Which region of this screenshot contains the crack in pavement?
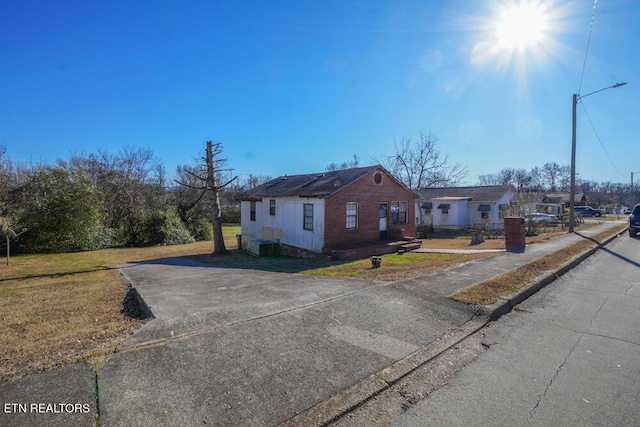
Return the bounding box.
[589,297,609,328]
[581,331,640,347]
[525,296,613,425]
[624,283,640,298]
[117,282,386,354]
[525,334,583,425]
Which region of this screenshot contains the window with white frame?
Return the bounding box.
[303,204,313,230]
[269,199,276,216]
[346,202,358,229]
[250,201,256,221]
[391,201,407,224]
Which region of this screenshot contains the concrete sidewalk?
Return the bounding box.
[0,222,625,427]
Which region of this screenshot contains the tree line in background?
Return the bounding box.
[0,145,269,254]
[2,133,636,254]
[477,163,637,207]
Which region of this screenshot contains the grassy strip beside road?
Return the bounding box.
[450,224,627,305]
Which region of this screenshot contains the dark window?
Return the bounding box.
[438,203,450,215]
[346,202,358,229]
[373,172,383,185]
[481,211,489,219]
[250,201,256,221]
[303,204,313,230]
[391,201,407,224]
[269,199,276,216]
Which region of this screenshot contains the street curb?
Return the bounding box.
[280,226,626,427]
[482,227,625,321]
[279,316,489,427]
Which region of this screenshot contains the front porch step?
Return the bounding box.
[400,241,422,251]
[323,238,423,260]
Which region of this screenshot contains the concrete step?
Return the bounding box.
[400,242,422,251]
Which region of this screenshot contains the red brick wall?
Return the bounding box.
[324,169,416,248]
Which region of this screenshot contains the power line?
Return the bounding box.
[578,0,598,94]
[579,101,626,179]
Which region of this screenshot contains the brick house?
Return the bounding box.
[240,165,417,256]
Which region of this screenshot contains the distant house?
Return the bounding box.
[542,192,587,205]
[538,192,588,214]
[602,204,629,215]
[240,165,417,256]
[415,185,515,230]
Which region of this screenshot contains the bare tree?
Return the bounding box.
[541,162,562,192]
[325,155,360,171]
[175,141,236,256]
[557,164,572,192]
[379,131,467,189]
[0,146,13,213]
[495,168,516,186]
[244,174,272,189]
[513,168,531,192]
[477,173,498,186]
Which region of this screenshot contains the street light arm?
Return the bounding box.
[569,81,627,233]
[577,82,627,101]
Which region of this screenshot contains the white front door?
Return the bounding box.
[379,203,388,240]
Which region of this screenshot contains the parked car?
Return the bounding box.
[526,213,558,223]
[628,204,640,237]
[574,206,602,217]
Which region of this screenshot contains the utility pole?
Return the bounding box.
[569,82,627,232]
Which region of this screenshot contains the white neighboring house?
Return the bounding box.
[416,185,516,230]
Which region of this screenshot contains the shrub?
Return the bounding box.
[187,218,213,241]
[141,206,195,246]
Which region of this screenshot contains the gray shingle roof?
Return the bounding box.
[416,185,514,202]
[242,165,382,198]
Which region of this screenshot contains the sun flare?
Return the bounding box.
[495,2,548,49]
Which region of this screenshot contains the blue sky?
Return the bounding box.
[2,0,639,186]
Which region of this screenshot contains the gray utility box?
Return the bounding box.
[247,239,276,256]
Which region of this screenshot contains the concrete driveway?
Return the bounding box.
[98,258,478,426]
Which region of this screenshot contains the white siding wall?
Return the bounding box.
[457,202,469,225]
[240,197,325,252]
[419,189,515,230]
[432,199,462,229]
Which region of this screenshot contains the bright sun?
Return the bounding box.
[495,2,548,49]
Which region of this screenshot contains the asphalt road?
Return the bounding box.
[393,233,640,427]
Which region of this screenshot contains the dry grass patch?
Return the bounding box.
[297,251,496,282]
[0,226,240,382]
[419,222,600,251]
[193,248,497,282]
[450,225,626,305]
